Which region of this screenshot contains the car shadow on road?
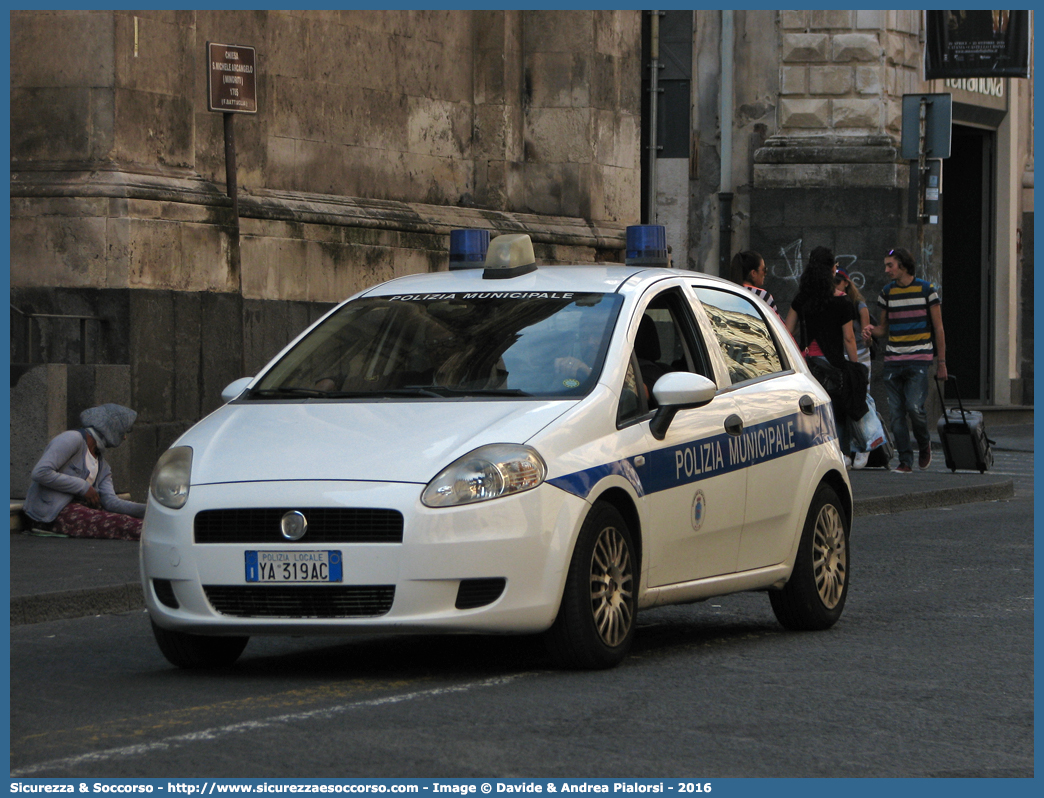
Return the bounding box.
[149,601,787,681]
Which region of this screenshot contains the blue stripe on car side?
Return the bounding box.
[547,457,647,499]
[547,404,836,500]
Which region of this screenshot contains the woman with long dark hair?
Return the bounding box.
[785,246,862,461]
[731,250,778,315]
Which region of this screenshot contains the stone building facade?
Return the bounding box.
[8,9,1033,501]
[650,9,1033,412]
[9,9,642,500]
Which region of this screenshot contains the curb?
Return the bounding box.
[10,583,145,627]
[9,479,1018,627]
[853,478,1015,518]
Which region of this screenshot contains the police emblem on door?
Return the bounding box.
[691,490,706,531]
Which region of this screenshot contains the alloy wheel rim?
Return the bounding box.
[589,526,634,647]
[812,504,847,609]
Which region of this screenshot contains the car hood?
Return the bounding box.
[180,400,575,485]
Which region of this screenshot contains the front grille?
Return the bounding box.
[455,578,507,610]
[203,585,395,618]
[194,508,404,544]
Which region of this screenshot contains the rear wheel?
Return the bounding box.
[150,619,249,669]
[770,483,849,631]
[546,502,637,669]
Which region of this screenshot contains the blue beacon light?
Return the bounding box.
[625,224,669,266]
[449,229,491,270]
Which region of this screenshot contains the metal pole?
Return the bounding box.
[917,96,927,267]
[720,10,734,195]
[718,10,735,277]
[646,10,661,224]
[224,112,241,287]
[718,192,734,277]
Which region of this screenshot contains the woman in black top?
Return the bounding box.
[785,246,860,460]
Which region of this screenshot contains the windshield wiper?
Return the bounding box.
[247,387,328,399]
[430,387,533,398]
[252,385,534,400]
[324,387,446,399]
[323,386,534,399]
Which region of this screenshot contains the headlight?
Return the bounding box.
[422,444,546,508]
[150,446,193,509]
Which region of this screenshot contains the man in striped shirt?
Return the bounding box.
[864,247,948,473]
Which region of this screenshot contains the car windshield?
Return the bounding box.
[249,290,624,399]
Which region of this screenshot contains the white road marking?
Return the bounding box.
[11,673,534,777]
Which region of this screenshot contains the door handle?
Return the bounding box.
[724,414,744,436]
[799,395,816,415]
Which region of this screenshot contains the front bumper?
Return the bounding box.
[141,480,586,636]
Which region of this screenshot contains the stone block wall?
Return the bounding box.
[778,9,922,140]
[12,10,640,223]
[520,10,642,222]
[11,9,641,306]
[10,10,643,497]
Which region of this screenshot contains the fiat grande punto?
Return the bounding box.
[142,232,852,669]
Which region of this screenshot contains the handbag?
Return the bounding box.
[841,360,870,420]
[806,356,844,394]
[798,312,844,394]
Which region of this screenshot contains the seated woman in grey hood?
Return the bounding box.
[23,404,145,541]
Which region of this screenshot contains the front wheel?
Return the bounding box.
[150,619,249,669]
[545,502,638,669]
[770,483,849,631]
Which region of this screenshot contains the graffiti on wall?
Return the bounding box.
[773,238,866,289]
[920,242,943,296]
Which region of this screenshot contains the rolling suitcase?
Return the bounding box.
[935,376,994,473]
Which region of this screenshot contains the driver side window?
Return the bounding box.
[617,287,713,426]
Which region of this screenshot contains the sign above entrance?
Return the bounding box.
[207,42,257,114]
[925,10,1030,80]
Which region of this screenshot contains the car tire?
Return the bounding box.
[770,483,849,631]
[150,619,249,669]
[546,502,637,669]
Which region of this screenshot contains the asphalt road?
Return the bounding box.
[10,490,1033,779]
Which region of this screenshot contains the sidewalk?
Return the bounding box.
[9,424,1031,627]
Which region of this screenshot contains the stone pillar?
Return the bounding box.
[519,10,641,222]
[471,11,525,211]
[10,365,68,500]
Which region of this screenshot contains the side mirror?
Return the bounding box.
[221,377,254,403]
[649,372,718,440]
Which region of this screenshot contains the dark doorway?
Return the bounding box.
[941,124,994,401]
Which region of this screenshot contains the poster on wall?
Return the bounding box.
[924,10,1030,79]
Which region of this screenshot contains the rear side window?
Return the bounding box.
[692,287,786,384]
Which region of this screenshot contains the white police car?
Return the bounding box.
[142,227,852,670]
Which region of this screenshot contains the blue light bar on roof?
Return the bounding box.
[449,228,491,270]
[625,225,669,266]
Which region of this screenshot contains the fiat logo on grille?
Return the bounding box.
[280,511,308,541]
